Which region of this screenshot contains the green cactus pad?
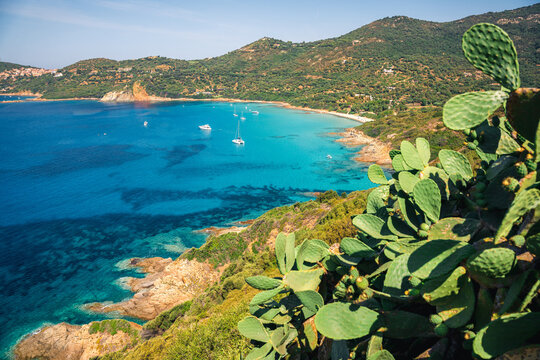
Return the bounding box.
[398,171,419,194]
[353,214,398,241]
[296,239,329,270]
[475,122,521,156]
[386,216,417,238]
[443,91,508,130]
[367,187,387,214]
[421,266,467,305]
[486,155,517,180]
[245,343,273,360]
[295,290,323,317]
[340,237,377,259]
[397,196,422,231]
[275,232,295,274]
[381,310,433,339]
[472,312,540,359]
[368,164,389,185]
[527,233,540,257]
[408,240,474,280]
[466,247,516,279]
[475,287,494,331]
[498,270,531,315]
[462,23,520,90]
[368,350,395,360]
[427,217,481,242]
[314,302,381,340]
[383,253,411,296]
[392,154,412,172]
[419,166,450,200]
[238,316,271,342]
[412,179,441,223]
[416,138,431,167]
[250,285,285,306]
[495,188,540,241]
[386,240,427,256]
[367,334,384,358]
[438,149,473,181]
[246,276,283,290]
[283,269,324,292]
[436,276,475,328]
[401,140,425,170]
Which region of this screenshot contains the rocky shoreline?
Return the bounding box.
[85,256,219,320]
[335,127,392,166]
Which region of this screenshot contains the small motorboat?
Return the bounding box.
[251,111,259,115]
[199,124,211,130]
[326,154,332,159]
[143,121,148,127]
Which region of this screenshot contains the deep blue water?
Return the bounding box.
[0,100,372,357]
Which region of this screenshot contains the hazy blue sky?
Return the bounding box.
[0,0,536,68]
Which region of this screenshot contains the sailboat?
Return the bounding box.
[240,111,246,120]
[232,118,245,145]
[233,106,238,117]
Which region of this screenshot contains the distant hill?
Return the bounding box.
[0,61,32,72]
[1,4,538,113]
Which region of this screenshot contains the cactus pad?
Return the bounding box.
[246,276,283,290]
[416,138,431,167]
[413,179,441,223]
[421,266,467,305]
[462,23,520,90]
[238,316,270,342]
[283,269,324,292]
[427,217,481,242]
[398,171,419,194]
[368,164,389,185]
[407,240,474,280]
[443,91,508,130]
[383,254,411,296]
[353,214,398,240]
[314,302,381,340]
[275,232,295,274]
[381,310,433,339]
[401,140,425,170]
[472,312,540,359]
[250,285,285,306]
[435,276,475,328]
[466,247,516,279]
[340,237,377,259]
[438,149,473,181]
[496,188,540,241]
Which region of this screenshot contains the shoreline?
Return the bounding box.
[0,92,374,123]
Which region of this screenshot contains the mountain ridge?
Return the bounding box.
[1,4,538,112]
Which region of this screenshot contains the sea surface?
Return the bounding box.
[0,99,373,357]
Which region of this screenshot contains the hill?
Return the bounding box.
[1,4,538,113]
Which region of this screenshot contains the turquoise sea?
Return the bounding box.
[0,98,373,357]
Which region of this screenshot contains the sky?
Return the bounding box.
[0,0,536,69]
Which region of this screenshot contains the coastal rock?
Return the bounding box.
[336,127,392,166]
[100,81,152,102]
[14,321,141,360]
[86,258,219,320]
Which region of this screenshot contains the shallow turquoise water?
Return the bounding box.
[0,100,372,357]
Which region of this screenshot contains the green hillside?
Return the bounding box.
[1,4,538,113]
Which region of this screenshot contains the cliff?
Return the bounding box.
[14,320,141,360]
[100,82,152,102]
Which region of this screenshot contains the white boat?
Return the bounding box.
[232,119,245,145]
[326,154,332,159]
[199,124,211,130]
[143,121,148,127]
[251,111,259,115]
[240,111,246,120]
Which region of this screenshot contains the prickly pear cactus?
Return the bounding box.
[239,23,539,360]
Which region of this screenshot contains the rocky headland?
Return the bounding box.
[85,257,220,320]
[335,127,392,166]
[14,321,141,360]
